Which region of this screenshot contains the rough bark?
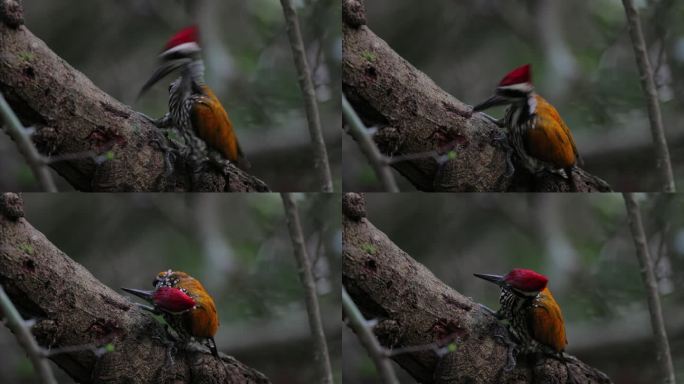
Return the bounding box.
[0,12,268,192]
[281,193,334,384]
[342,1,610,192]
[342,193,613,383]
[622,193,676,383]
[0,193,270,383]
[621,0,675,192]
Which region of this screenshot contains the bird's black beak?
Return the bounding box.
[472,94,508,112]
[137,58,190,101]
[473,273,505,286]
[121,287,154,301]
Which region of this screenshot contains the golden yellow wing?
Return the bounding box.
[191,86,248,168]
[528,288,567,352]
[525,95,579,169]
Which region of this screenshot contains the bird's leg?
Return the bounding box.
[479,305,518,371]
[149,135,178,178]
[490,130,515,177]
[144,113,183,177]
[141,112,173,128]
[565,167,579,192]
[205,151,232,173]
[490,324,518,372]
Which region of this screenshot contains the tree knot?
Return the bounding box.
[343,193,366,220]
[0,193,24,220]
[1,0,24,29]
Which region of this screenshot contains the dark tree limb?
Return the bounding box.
[342,1,610,192]
[342,193,613,383]
[622,193,676,383]
[621,0,675,192]
[342,94,399,192]
[281,193,334,384]
[342,287,400,384]
[280,0,334,192]
[0,284,58,384]
[0,91,57,192]
[0,9,268,192]
[0,193,270,383]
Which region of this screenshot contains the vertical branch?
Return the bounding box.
[622,193,676,384]
[0,285,58,384]
[281,193,334,384]
[342,288,400,384]
[621,0,676,192]
[0,92,57,192]
[342,95,399,192]
[280,0,334,192]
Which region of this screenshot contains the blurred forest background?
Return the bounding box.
[343,193,684,383]
[0,193,341,383]
[0,0,341,191]
[343,0,684,192]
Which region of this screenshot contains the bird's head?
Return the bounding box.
[473,64,534,112]
[138,26,202,98]
[474,268,548,296]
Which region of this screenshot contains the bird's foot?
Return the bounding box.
[206,152,232,173]
[149,132,181,178]
[151,329,178,368]
[140,112,173,128]
[494,334,518,372]
[490,130,515,177]
[491,325,519,372]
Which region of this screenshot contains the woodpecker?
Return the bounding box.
[122,270,220,357]
[473,268,567,354]
[473,64,580,189]
[139,26,249,170]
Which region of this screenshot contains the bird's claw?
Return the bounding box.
[491,130,515,177]
[149,136,178,177]
[493,333,518,372]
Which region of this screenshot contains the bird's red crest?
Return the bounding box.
[152,286,196,313]
[504,268,547,292]
[164,25,199,50]
[498,64,532,87]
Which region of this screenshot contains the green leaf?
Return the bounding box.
[18,243,34,255]
[360,243,376,255]
[361,51,376,62]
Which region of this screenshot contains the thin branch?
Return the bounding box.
[342,287,400,384]
[0,92,57,192]
[280,193,334,384]
[622,193,676,384]
[0,285,58,384]
[621,0,676,192]
[342,95,399,192]
[280,0,334,192]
